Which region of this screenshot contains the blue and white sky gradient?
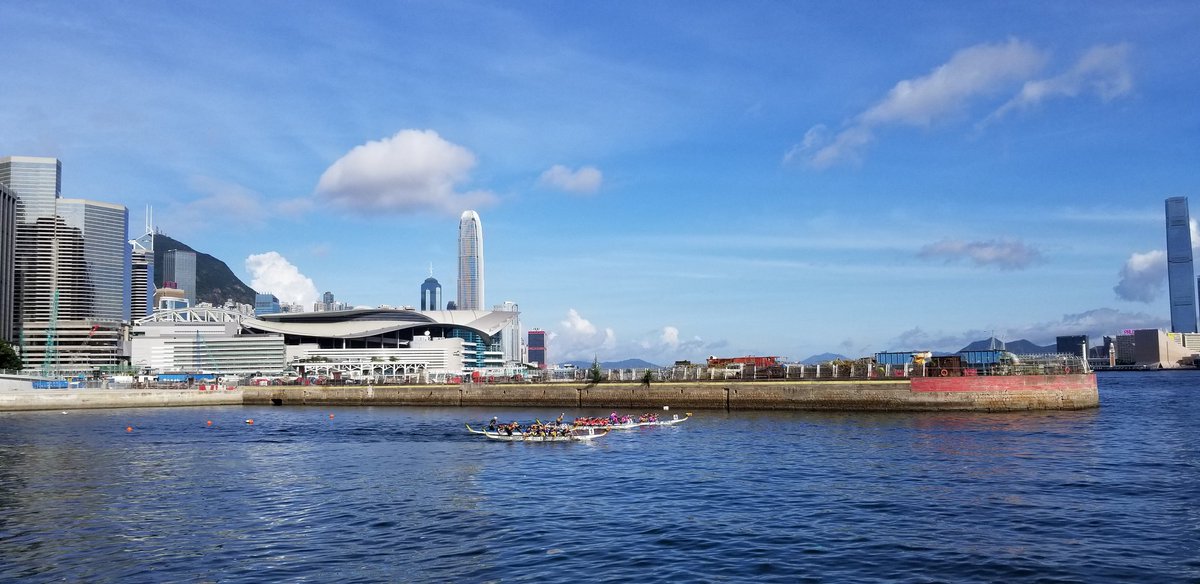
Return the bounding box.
[3,2,1198,362]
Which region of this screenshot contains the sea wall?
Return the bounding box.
[0,376,1097,412]
[0,387,243,411]
[244,375,1099,411]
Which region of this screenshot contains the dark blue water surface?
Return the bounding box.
[1,372,1198,583]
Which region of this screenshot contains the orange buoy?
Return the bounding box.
[206,420,213,427]
[125,426,133,433]
[245,419,254,425]
[329,413,335,419]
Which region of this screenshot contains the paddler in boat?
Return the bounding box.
[487,416,499,432]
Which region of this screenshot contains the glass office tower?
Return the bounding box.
[1165,196,1197,333]
[0,183,15,342]
[421,277,442,311]
[457,210,484,310]
[162,249,197,307]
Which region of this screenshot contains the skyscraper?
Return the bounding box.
[1165,196,1197,333]
[421,276,442,311]
[0,156,61,222]
[163,249,197,307]
[0,182,15,343]
[3,156,62,341]
[528,329,546,369]
[457,210,484,310]
[3,156,130,372]
[129,211,155,319]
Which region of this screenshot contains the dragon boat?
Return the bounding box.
[572,412,692,430]
[465,424,609,442]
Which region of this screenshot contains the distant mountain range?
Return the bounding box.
[800,353,849,364]
[154,233,257,306]
[957,338,1054,354]
[563,359,661,369]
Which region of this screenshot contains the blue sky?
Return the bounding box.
[3,1,1199,363]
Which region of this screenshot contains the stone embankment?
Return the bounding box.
[243,375,1099,412]
[0,387,243,411]
[0,376,1098,412]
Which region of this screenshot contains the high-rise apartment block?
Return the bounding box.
[162,249,197,307]
[0,182,16,343]
[528,329,546,369]
[1165,197,1197,333]
[457,210,484,310]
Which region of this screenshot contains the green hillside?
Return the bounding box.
[153,234,257,306]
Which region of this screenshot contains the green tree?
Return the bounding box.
[641,369,654,388]
[0,340,22,371]
[589,356,603,384]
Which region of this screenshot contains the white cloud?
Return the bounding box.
[918,238,1042,270]
[891,308,1167,352]
[1014,308,1166,342]
[315,129,498,215]
[988,43,1132,122]
[791,39,1134,169]
[162,176,310,234]
[245,251,319,307]
[548,311,720,364]
[1113,250,1166,303]
[792,38,1045,168]
[660,326,680,348]
[538,164,603,194]
[553,308,616,362]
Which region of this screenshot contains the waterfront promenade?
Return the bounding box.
[0,375,1098,412]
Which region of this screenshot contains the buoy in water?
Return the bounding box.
[329,413,335,419]
[206,420,213,427]
[663,405,670,411]
[125,426,133,433]
[245,419,254,425]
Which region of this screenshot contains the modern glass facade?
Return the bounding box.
[420,277,441,311]
[1165,197,1197,333]
[163,249,197,307]
[528,329,546,368]
[0,183,15,342]
[457,210,484,310]
[0,156,61,223]
[255,293,281,316]
[130,231,154,318]
[56,199,131,323]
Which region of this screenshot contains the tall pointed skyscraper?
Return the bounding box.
[1165,196,1197,333]
[457,210,484,310]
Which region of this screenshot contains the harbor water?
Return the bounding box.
[0,372,1196,582]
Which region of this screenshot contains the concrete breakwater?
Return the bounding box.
[0,375,1098,412]
[243,375,1099,411]
[0,387,243,412]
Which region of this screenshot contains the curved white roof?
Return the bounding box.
[242,308,517,341]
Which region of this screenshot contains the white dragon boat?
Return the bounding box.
[465,424,609,442]
[575,412,692,430]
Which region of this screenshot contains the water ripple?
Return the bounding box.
[0,377,1198,581]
